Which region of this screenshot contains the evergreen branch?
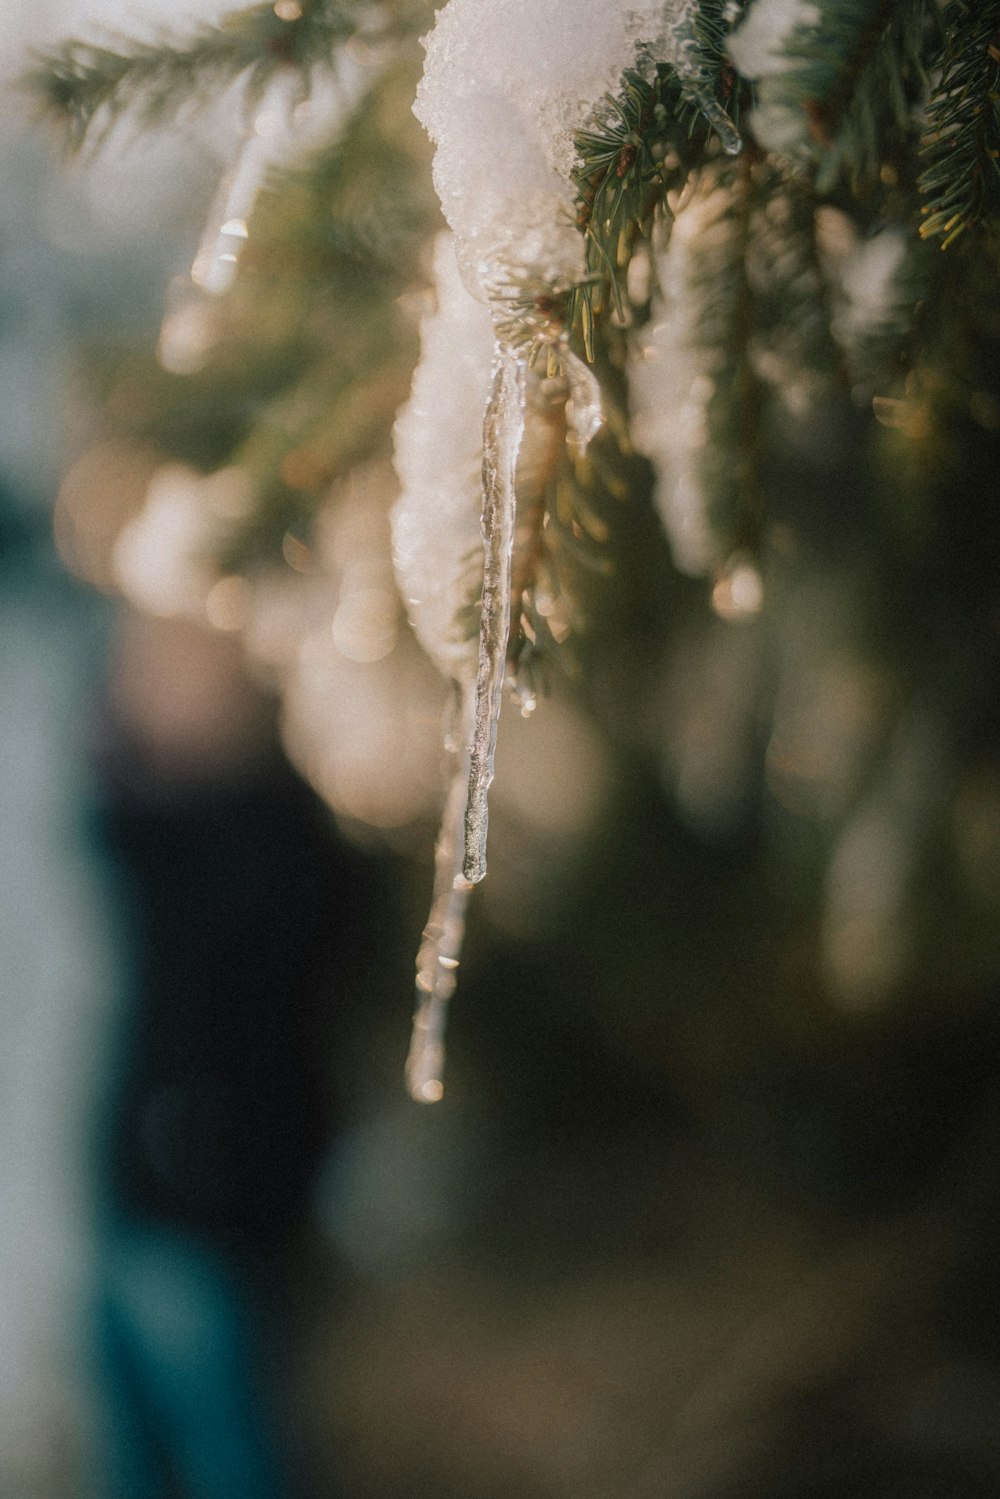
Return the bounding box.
[253,55,439,292]
[798,0,902,141]
[78,52,436,572]
[843,232,935,403]
[747,0,932,192]
[485,276,575,369]
[659,0,746,155]
[25,0,424,150]
[568,53,746,358]
[919,0,1000,247]
[750,183,846,408]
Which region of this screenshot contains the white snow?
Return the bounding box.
[727,0,822,157]
[629,172,733,575]
[834,227,909,350]
[727,0,821,78]
[414,0,721,300]
[391,233,496,677]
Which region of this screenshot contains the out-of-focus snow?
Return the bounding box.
[727,0,820,78]
[629,174,732,575]
[392,233,495,678]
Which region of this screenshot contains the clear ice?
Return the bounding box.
[406,695,475,1103]
[463,347,527,883]
[563,348,605,452]
[693,95,743,156]
[190,134,267,296]
[662,0,743,156]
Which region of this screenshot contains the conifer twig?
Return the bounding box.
[569,54,745,358]
[753,0,931,191]
[919,0,1000,247]
[25,0,423,150]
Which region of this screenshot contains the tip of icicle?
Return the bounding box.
[409,1076,445,1104]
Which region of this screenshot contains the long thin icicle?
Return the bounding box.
[463,346,527,883]
[406,691,474,1103]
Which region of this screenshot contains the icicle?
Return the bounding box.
[692,95,743,157]
[192,76,302,295]
[563,348,605,454]
[190,155,260,296]
[463,347,527,884]
[661,0,743,158]
[406,693,474,1104]
[158,79,292,373]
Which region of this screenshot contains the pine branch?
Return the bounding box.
[253,56,439,292]
[750,183,846,408]
[846,233,935,404]
[745,0,932,193]
[569,69,743,357]
[79,52,436,573]
[799,0,905,139]
[564,4,749,359]
[664,0,746,155]
[25,0,424,150]
[919,0,1000,247]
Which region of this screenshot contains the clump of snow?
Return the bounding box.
[831,227,909,351]
[629,174,733,575]
[813,212,913,388]
[727,0,822,158]
[727,0,821,77]
[414,0,717,300]
[391,233,495,677]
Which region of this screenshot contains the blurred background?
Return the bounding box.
[3,3,1000,1498]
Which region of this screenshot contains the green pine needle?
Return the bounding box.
[919,0,1000,247]
[568,59,745,357]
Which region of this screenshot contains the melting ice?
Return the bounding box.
[406,702,474,1103]
[463,348,527,884]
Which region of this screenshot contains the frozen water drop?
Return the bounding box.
[563,349,605,453]
[663,0,743,157]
